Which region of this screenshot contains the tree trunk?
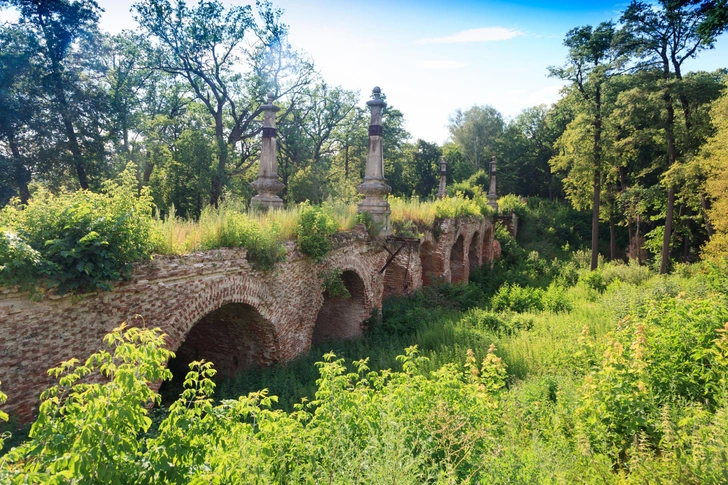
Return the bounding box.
[8,134,31,204]
[701,194,714,237]
[591,85,602,271]
[610,214,616,261]
[45,34,88,189]
[210,109,227,208]
[660,90,677,275]
[661,187,675,274]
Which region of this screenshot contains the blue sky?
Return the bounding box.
[5,0,728,143]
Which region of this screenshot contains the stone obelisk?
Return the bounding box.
[436,158,447,199]
[251,93,285,210]
[357,86,391,236]
[487,155,498,212]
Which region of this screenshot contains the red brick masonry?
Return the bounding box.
[0,217,497,421]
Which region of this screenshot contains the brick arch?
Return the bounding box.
[320,253,376,311]
[312,269,370,346]
[165,276,281,376]
[449,235,467,284]
[482,222,495,263]
[419,240,440,287]
[468,231,482,272]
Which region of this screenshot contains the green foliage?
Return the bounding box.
[296,203,337,261]
[491,283,545,312]
[433,194,482,220]
[3,323,173,482]
[0,166,154,293]
[497,193,527,218]
[318,267,351,298]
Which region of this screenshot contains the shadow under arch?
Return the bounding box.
[312,270,368,346]
[420,240,439,286]
[383,256,410,299]
[469,231,481,272]
[482,223,494,263]
[450,235,466,284]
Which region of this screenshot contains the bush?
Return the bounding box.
[490,283,545,313]
[543,282,572,313]
[0,166,154,293]
[600,260,652,286]
[580,269,606,292]
[297,203,336,261]
[318,268,350,298]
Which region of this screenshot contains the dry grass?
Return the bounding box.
[150,199,360,255]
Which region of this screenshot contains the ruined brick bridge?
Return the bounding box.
[0,216,504,421]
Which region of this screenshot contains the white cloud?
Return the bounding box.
[416,27,523,45]
[418,60,468,70]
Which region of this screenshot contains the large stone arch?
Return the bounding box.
[468,231,482,272]
[165,276,280,378]
[312,269,369,345]
[450,235,467,284]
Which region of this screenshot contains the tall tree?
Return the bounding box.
[3,0,105,190]
[133,0,314,206]
[549,22,624,270]
[622,0,728,273]
[0,23,34,203]
[448,105,504,172]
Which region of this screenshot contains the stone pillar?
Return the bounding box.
[251,93,284,209]
[436,158,447,199]
[487,155,498,212]
[357,86,391,236]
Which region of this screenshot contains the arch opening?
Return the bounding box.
[450,235,466,284]
[383,257,409,299]
[166,303,276,381]
[312,270,368,345]
[420,241,439,286]
[469,232,481,272]
[482,225,494,263]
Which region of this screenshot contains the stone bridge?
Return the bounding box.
[0,216,499,421]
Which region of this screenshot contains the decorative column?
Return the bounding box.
[487,155,498,212]
[357,86,391,236]
[251,92,284,209]
[436,158,447,199]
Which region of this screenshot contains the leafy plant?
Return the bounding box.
[0,165,154,294]
[318,268,351,298]
[297,203,337,261]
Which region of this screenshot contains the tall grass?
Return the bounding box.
[150,199,359,256]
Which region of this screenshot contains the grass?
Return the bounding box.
[150,195,489,256]
[150,199,359,256]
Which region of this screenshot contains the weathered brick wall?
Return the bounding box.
[0,217,499,421]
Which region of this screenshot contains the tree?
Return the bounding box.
[698,89,728,259]
[3,0,106,190]
[133,0,314,206]
[0,23,34,203]
[549,22,625,270]
[621,0,728,273]
[448,105,504,172]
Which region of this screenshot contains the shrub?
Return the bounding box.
[580,269,606,292]
[0,166,154,293]
[433,194,482,220]
[318,268,351,298]
[296,203,337,261]
[490,283,545,313]
[543,282,572,313]
[601,260,652,286]
[497,194,527,218]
